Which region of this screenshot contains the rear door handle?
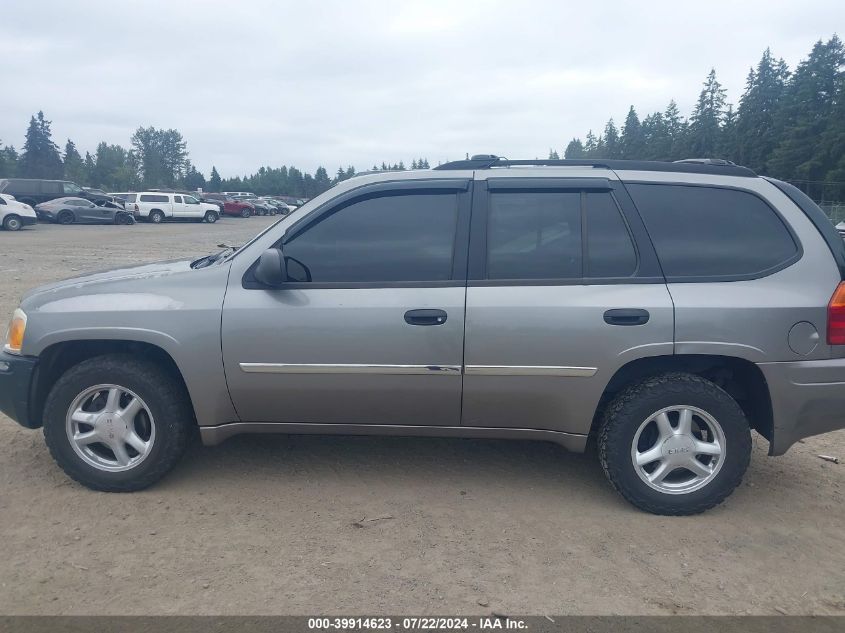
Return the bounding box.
[404,309,448,326]
[604,308,650,326]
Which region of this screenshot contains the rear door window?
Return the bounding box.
[586,192,637,278]
[627,184,799,280]
[487,192,582,279]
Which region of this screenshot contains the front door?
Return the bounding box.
[461,179,674,436]
[222,180,472,426]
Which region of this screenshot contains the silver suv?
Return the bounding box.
[3,156,845,515]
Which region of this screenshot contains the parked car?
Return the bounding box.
[0,179,112,208]
[0,193,37,231]
[200,194,254,218]
[244,198,275,216]
[125,192,220,223]
[4,157,845,515]
[262,199,292,215]
[835,221,845,239]
[34,197,133,225]
[222,191,256,199]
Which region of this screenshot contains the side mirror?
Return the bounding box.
[254,248,287,287]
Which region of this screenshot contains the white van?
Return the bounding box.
[221,191,255,199]
[125,193,220,223]
[0,193,38,231]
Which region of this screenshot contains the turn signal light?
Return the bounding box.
[827,282,845,345]
[4,309,27,355]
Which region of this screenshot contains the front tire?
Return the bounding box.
[598,373,751,515]
[240,208,251,218]
[204,210,219,223]
[3,214,22,231]
[43,355,193,492]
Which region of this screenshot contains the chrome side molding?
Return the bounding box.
[464,365,597,377]
[239,363,461,375]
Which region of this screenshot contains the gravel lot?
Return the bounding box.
[0,219,843,616]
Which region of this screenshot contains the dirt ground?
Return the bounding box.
[0,218,843,616]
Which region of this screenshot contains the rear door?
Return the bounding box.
[222,179,472,427]
[462,177,674,437]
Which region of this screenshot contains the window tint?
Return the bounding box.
[9,180,39,194]
[487,192,581,279]
[42,181,62,194]
[184,196,199,204]
[123,194,136,203]
[139,194,169,203]
[174,195,182,203]
[283,193,458,283]
[62,182,82,195]
[628,184,798,279]
[587,192,637,277]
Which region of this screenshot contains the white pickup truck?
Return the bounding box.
[123,192,220,224]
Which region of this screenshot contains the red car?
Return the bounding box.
[203,194,254,218]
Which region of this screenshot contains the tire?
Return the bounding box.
[269,209,277,216]
[204,210,219,223]
[114,213,129,225]
[42,354,193,492]
[57,210,74,225]
[3,214,22,231]
[149,210,165,224]
[598,372,751,516]
[240,208,251,218]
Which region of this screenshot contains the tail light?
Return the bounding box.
[827,282,845,344]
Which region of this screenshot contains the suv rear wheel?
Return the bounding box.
[149,210,165,224]
[57,210,74,225]
[598,372,751,515]
[42,354,193,492]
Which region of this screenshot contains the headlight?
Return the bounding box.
[4,309,27,355]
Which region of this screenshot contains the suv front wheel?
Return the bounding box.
[598,372,751,515]
[42,354,193,491]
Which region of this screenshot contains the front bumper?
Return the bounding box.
[0,351,38,428]
[19,217,37,227]
[758,358,845,455]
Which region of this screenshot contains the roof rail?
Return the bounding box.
[434,155,757,177]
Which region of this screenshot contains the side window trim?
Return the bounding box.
[621,180,803,283]
[468,181,658,286]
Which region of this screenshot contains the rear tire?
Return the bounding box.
[149,210,165,224]
[3,214,22,231]
[57,210,74,225]
[42,354,193,492]
[598,372,751,515]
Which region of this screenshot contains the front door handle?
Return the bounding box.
[404,309,448,326]
[604,308,650,326]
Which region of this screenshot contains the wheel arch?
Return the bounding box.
[590,354,773,447]
[30,339,196,430]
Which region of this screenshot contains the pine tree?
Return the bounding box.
[603,119,620,158]
[548,149,560,159]
[663,100,686,159]
[19,111,63,179]
[0,141,19,177]
[641,112,671,160]
[620,106,645,159]
[209,166,222,192]
[687,69,727,157]
[62,139,86,184]
[735,48,790,172]
[564,139,584,158]
[584,130,598,156]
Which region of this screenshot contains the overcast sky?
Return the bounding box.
[1,0,842,177]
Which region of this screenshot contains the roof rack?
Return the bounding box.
[434,155,757,177]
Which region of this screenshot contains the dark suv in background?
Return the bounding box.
[0,178,113,208]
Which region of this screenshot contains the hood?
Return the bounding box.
[21,259,196,305]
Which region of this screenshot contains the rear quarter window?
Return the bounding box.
[626,183,799,281]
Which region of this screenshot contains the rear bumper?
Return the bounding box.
[0,352,38,429]
[758,358,845,455]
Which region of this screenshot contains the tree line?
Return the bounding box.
[0,114,431,198]
[1,35,842,201]
[557,35,845,201]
